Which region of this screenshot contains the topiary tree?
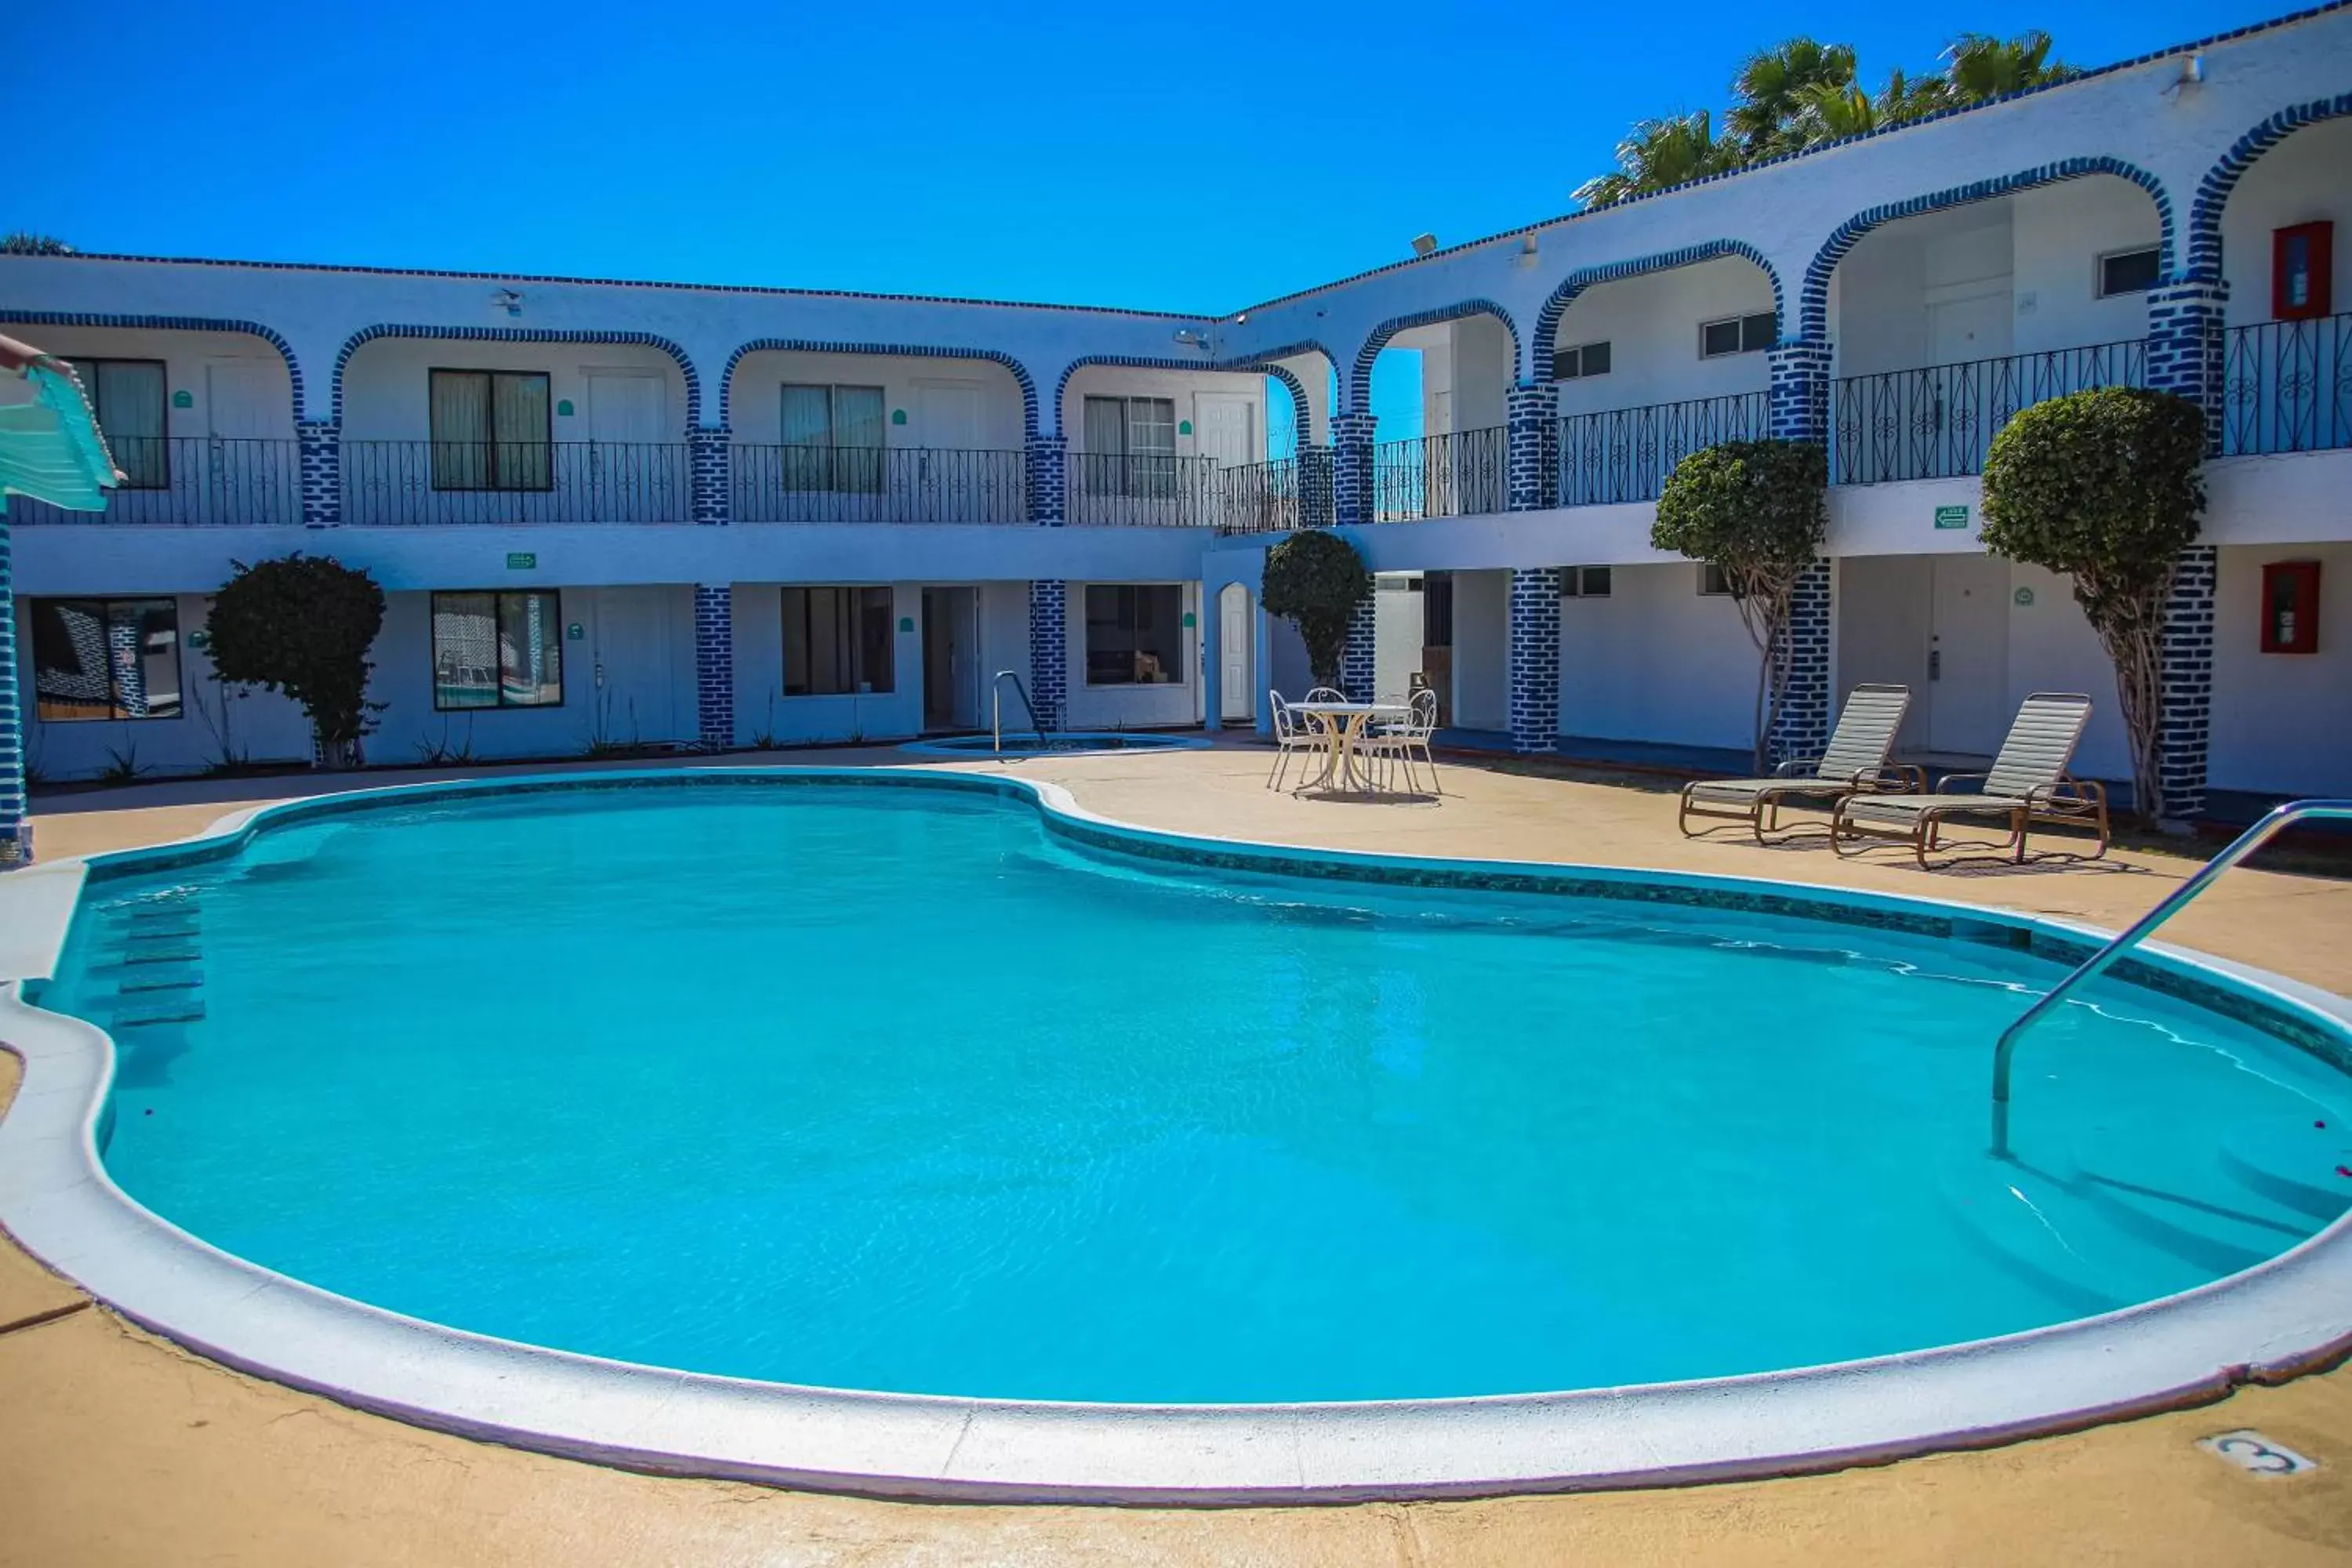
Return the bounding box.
[1261,528,1373,691]
[205,554,387,770]
[1654,438,1828,774]
[1979,387,2206,824]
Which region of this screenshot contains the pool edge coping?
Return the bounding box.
[0,764,2344,1504]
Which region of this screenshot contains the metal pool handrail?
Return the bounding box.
[1991,798,2352,1156]
[990,670,1049,756]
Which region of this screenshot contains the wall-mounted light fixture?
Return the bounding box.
[1517,234,1539,267]
[1172,328,1212,352]
[1410,233,1438,258]
[2165,53,2205,94]
[492,289,524,318]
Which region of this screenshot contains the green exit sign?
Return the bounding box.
[1933,505,1971,531]
[506,551,537,570]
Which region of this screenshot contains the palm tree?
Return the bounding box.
[1727,38,1857,157]
[1573,110,1738,209]
[1943,31,2074,101]
[1,233,74,256]
[1795,67,1951,143]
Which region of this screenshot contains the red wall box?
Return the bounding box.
[2260,560,2321,654]
[2273,222,2333,321]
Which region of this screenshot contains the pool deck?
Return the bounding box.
[3,741,2348,1566]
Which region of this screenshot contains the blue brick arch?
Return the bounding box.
[722,339,1038,436]
[1802,158,2174,338]
[1347,302,1521,414]
[1049,351,1323,445]
[334,325,702,427]
[0,312,306,422]
[2187,94,2352,280]
[1532,241,1781,381]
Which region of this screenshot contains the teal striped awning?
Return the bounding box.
[0,363,119,515]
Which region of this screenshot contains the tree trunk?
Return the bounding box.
[2096,607,2165,825]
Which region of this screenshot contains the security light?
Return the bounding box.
[1410,234,1438,258]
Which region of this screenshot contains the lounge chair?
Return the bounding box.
[1678,684,1918,841]
[1831,691,2110,868]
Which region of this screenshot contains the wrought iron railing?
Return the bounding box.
[340,441,689,524]
[2221,312,2352,457]
[731,444,1027,524]
[5,436,301,525]
[1219,456,1299,535]
[1371,425,1507,521]
[1831,339,2145,485]
[1556,391,1769,506]
[1069,451,1222,527]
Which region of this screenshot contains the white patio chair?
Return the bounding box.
[1359,687,1439,796]
[1267,689,1327,792]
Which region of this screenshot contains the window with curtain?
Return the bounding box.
[779,384,886,493]
[782,586,895,695]
[430,591,564,709]
[30,597,183,720]
[62,359,169,489]
[428,370,552,491]
[1083,584,1184,685]
[1081,395,1177,497]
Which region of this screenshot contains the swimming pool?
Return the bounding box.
[5,770,2350,1498]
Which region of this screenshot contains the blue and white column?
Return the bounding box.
[1506,567,1561,753]
[1339,593,1376,701]
[687,426,735,750]
[1766,341,1832,445]
[1505,381,1558,513]
[1330,411,1377,528]
[1026,434,1068,731]
[0,523,29,863]
[297,419,340,529]
[2143,279,2230,818]
[1767,561,1834,769]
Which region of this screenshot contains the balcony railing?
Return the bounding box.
[1832,339,2145,485]
[1219,456,1301,535]
[1372,425,1507,522]
[731,444,1027,524]
[1556,391,1769,506]
[341,441,689,524]
[1069,452,1222,527]
[6,436,301,525]
[2222,312,2352,457]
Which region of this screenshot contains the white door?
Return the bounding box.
[205,361,285,523]
[915,382,984,450]
[1926,291,2012,366]
[1218,583,1253,723]
[1193,393,1257,470]
[585,372,669,442]
[590,588,681,744]
[1926,554,2011,757]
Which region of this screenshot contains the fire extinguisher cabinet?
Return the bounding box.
[2260,560,2321,654]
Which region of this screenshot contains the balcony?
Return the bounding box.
[1831,340,2145,485]
[2222,312,2352,456]
[731,444,1027,524]
[5,436,300,525]
[1372,426,1507,522]
[1558,392,1769,507]
[1069,452,1222,527]
[341,441,689,525]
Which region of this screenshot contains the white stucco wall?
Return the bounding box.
[730,582,924,745]
[2216,116,2352,329]
[339,339,691,441]
[728,351,1028,453]
[0,328,297,439]
[1556,564,1761,750]
[1549,256,1775,414]
[2210,543,2352,797]
[1371,577,1427,701]
[1449,569,1508,732]
[1059,580,1202,730]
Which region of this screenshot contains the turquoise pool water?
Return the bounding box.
[39,778,2352,1404]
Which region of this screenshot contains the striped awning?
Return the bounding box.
[0,342,120,515]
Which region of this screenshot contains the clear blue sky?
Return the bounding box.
[8,0,2291,445]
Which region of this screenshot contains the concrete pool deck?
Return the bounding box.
[2,741,2348,1564]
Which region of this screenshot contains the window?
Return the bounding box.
[782,586,895,696]
[2097,246,2161,299]
[1082,395,1178,496]
[1555,341,1612,381]
[430,591,564,710]
[30,597,183,721]
[1700,313,1777,359]
[1560,565,1613,598]
[1084,584,1185,686]
[61,359,168,489]
[429,370,551,492]
[780,384,886,493]
[1699,563,1733,596]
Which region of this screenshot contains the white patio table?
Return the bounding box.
[1287,700,1410,794]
